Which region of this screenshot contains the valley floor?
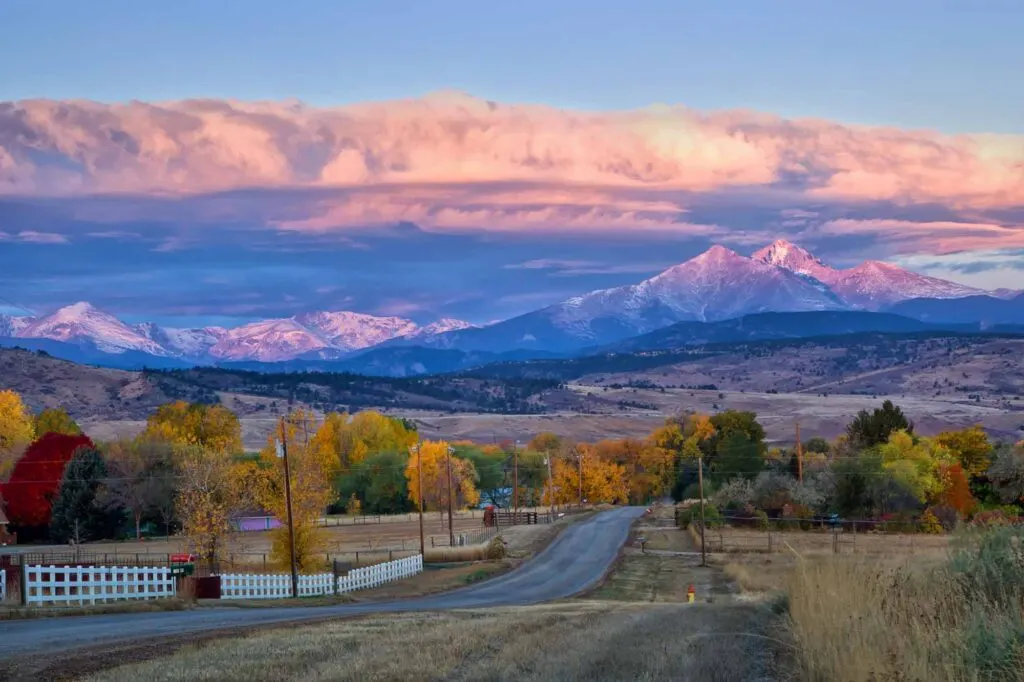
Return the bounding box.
[82,385,1024,450]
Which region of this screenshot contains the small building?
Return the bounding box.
[231,512,283,533]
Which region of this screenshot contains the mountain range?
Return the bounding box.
[0,302,473,365]
[1,240,1019,367]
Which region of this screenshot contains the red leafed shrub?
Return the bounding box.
[937,462,976,516]
[0,433,93,528]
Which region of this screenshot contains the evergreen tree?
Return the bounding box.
[846,400,913,448]
[50,446,120,543]
[712,432,763,485]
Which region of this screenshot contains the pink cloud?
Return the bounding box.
[817,219,1024,254]
[0,94,1019,215]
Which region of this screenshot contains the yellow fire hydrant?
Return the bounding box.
[687,584,696,603]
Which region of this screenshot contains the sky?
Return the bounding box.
[0,0,1022,326]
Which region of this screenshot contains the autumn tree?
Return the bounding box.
[936,462,976,516]
[34,408,82,437]
[406,441,480,517]
[258,409,336,571]
[102,438,177,540]
[175,446,239,565]
[50,446,120,543]
[935,425,993,478]
[1,433,93,536]
[878,430,951,504]
[311,410,417,476]
[0,389,34,480]
[141,401,243,454]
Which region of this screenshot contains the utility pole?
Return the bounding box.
[277,417,299,599]
[796,422,803,483]
[697,454,707,567]
[513,440,520,521]
[577,447,583,508]
[446,446,456,547]
[545,452,555,520]
[415,444,425,557]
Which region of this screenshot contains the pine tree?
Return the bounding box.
[50,446,120,543]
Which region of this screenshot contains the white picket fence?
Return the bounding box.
[24,565,175,605]
[220,572,337,600]
[338,554,423,594]
[219,554,423,600]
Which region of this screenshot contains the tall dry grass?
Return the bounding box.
[786,526,1024,681]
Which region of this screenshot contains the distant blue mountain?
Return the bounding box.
[0,337,190,370]
[885,293,1024,325]
[598,311,978,354]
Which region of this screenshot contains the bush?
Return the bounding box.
[919,509,943,534]
[484,536,506,560]
[754,509,769,531]
[927,504,959,532]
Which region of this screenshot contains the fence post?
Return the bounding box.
[768,531,773,553]
[19,561,27,606]
[832,531,839,554]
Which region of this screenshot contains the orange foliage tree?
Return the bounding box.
[405,440,480,517]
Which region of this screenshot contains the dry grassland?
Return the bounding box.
[84,602,777,682]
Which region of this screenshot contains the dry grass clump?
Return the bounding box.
[424,536,506,564]
[786,526,1024,681]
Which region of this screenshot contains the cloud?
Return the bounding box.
[816,219,1024,254]
[0,93,1020,221]
[0,230,69,243]
[503,259,597,270]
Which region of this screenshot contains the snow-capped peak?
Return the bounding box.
[406,318,476,338]
[18,302,170,356]
[294,311,420,351]
[752,240,836,282]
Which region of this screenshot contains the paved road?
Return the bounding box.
[0,506,644,658]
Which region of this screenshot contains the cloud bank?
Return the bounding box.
[1,93,1020,234]
[1,92,1022,324]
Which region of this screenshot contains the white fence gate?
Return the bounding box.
[24,565,175,606]
[219,554,424,600]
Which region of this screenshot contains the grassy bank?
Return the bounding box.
[786,525,1024,681]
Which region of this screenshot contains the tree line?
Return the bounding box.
[2,389,1023,568]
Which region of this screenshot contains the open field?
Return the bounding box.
[10,514,494,571]
[82,382,1024,449]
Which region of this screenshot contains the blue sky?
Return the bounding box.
[0,1,1021,326]
[2,0,1021,133]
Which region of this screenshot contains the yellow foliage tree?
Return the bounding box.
[141,401,242,454]
[549,446,628,505]
[879,430,953,503]
[258,409,336,571]
[405,441,480,516]
[0,389,34,480]
[310,410,417,476]
[935,425,993,478]
[175,446,239,564]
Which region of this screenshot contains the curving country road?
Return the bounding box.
[0,506,644,659]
